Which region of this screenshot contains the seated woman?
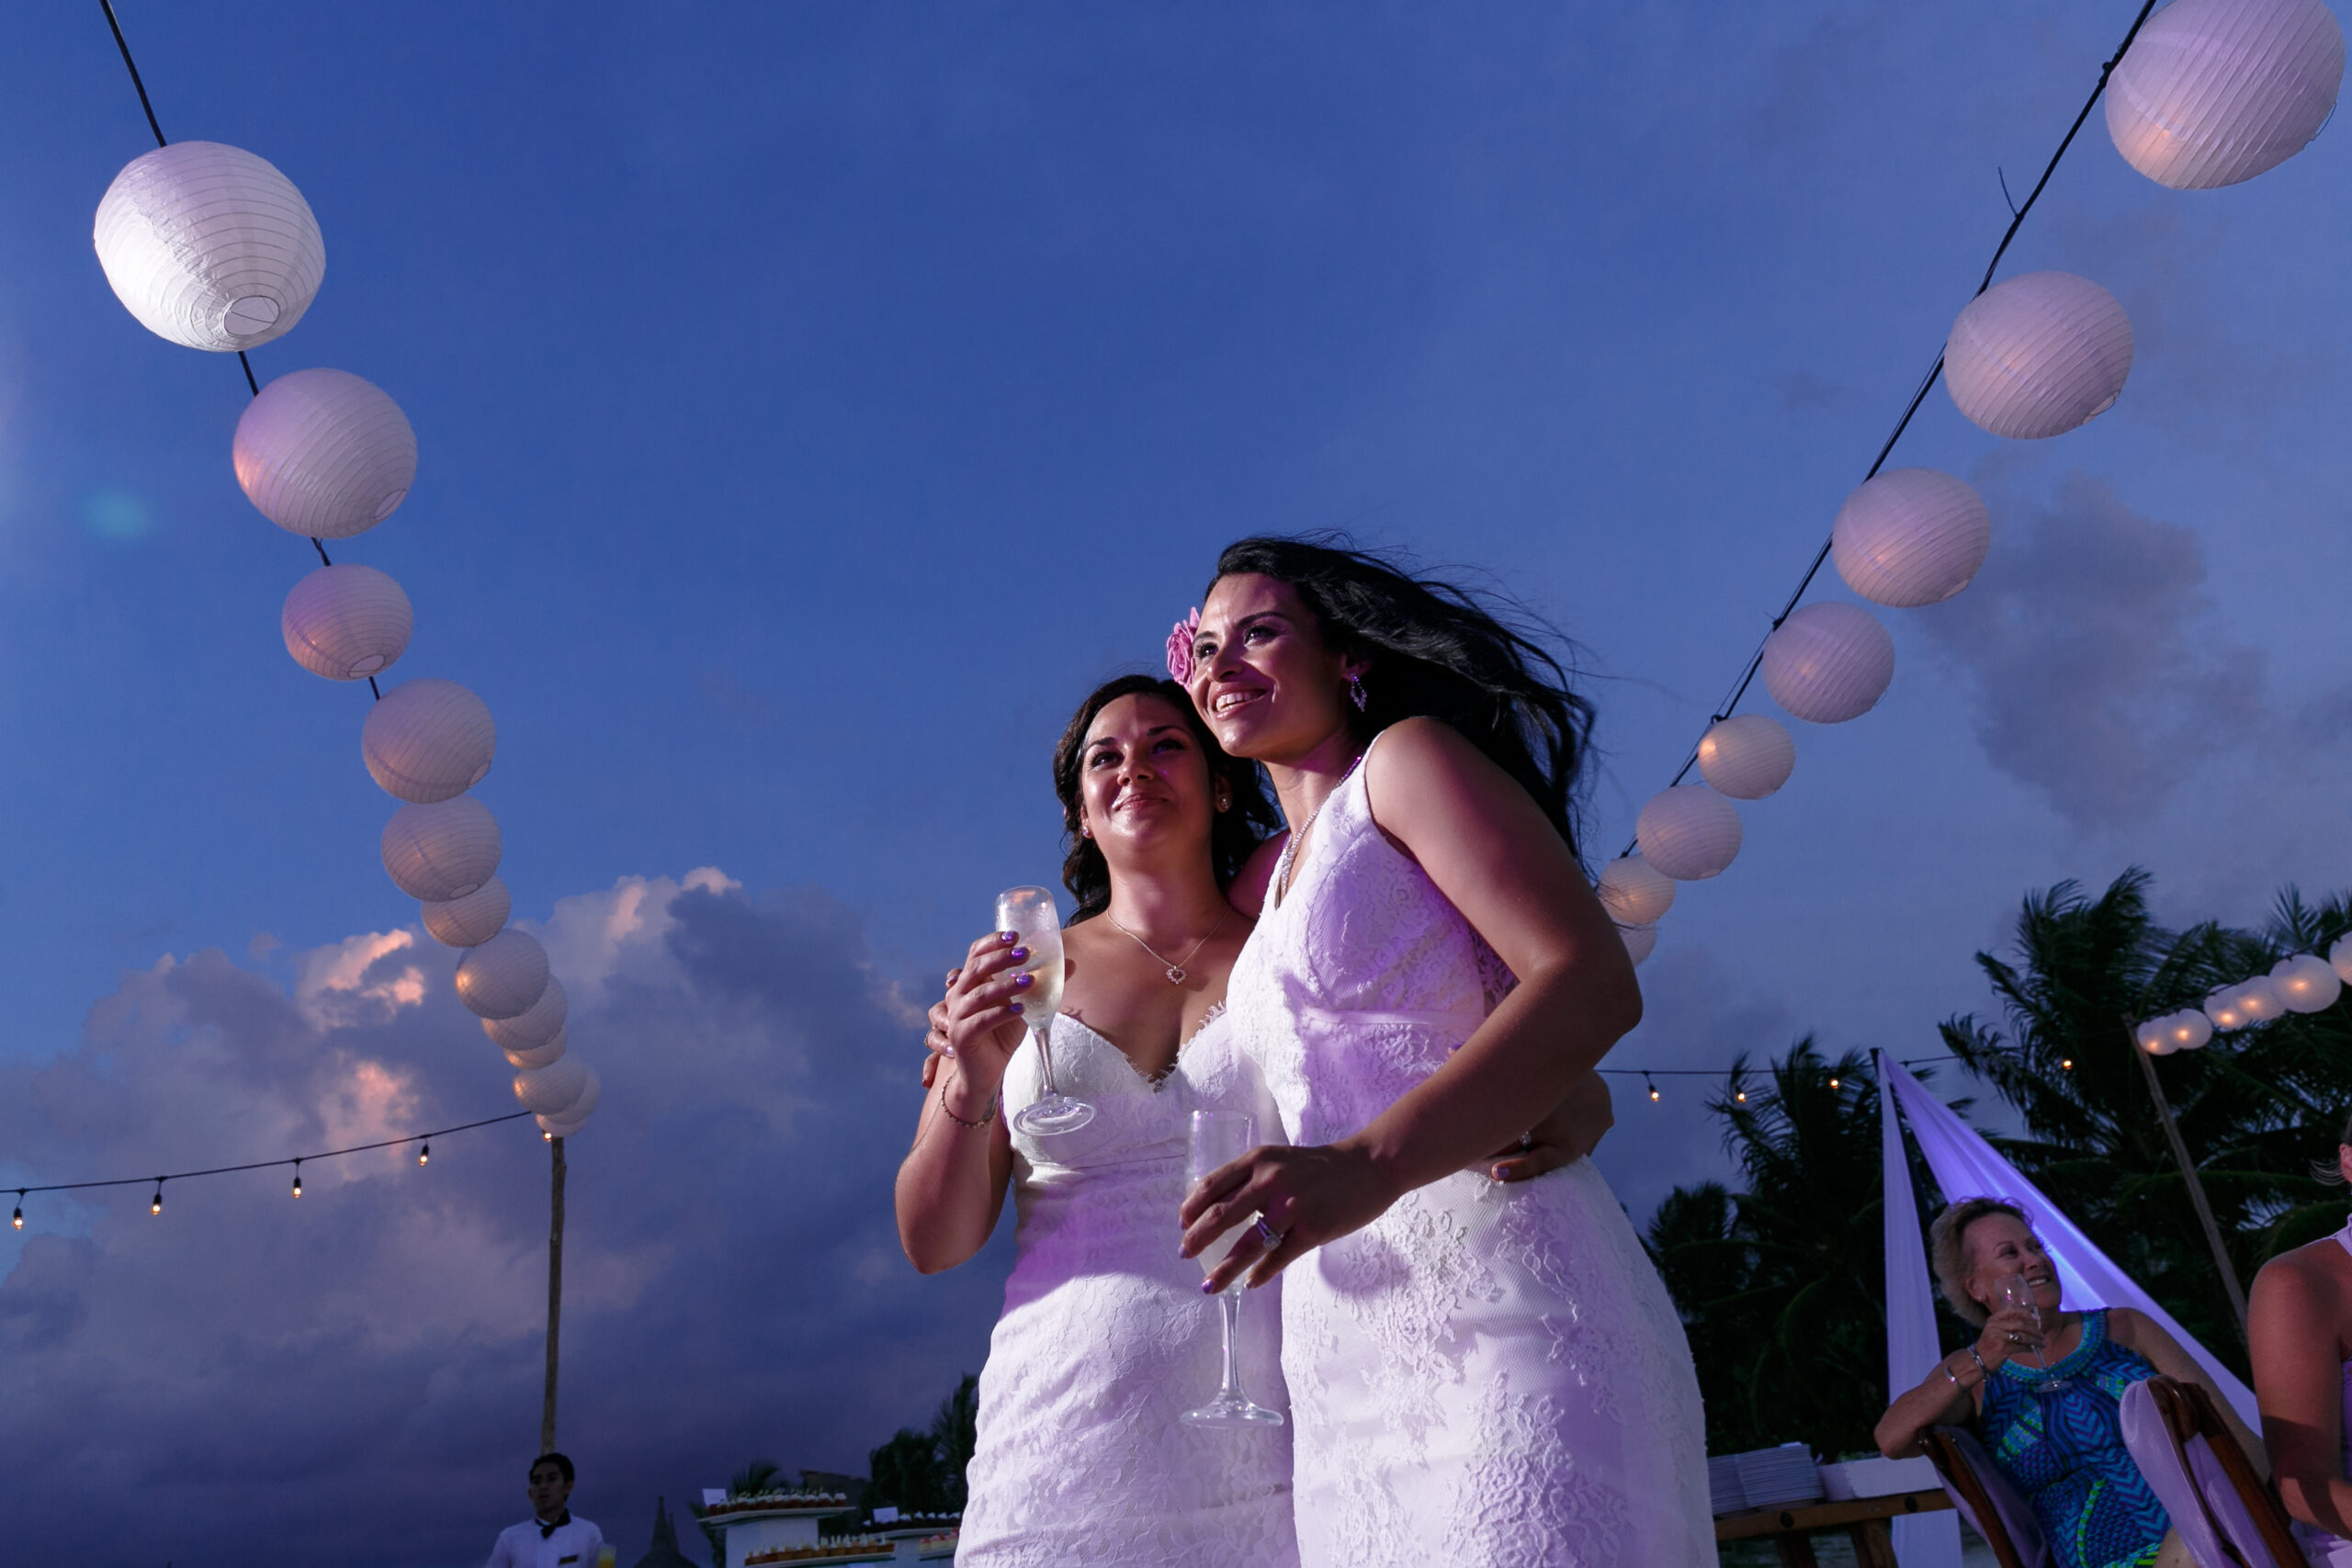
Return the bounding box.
[2248,1112,2352,1561]
[1877,1197,2259,1568]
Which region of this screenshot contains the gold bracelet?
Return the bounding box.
[939,1077,998,1129]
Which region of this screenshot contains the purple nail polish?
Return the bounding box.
[1000,931,1018,942]
[1009,1000,1024,1014]
[1010,947,1028,963]
[1200,1280,1215,1294]
[1013,973,1033,989]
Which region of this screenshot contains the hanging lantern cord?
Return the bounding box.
[1611,0,2164,858]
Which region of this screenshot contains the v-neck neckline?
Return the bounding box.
[1056,1004,1227,1091]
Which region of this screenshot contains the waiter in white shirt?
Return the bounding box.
[486,1452,605,1568]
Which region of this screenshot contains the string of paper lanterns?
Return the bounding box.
[1603,0,2341,971]
[86,6,598,1140]
[6,1110,535,1232]
[2133,941,2350,1053]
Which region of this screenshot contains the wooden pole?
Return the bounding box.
[541,1134,566,1452]
[2125,1026,2248,1345]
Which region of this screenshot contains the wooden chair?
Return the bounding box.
[1921,1425,2047,1568]
[2121,1375,2305,1568]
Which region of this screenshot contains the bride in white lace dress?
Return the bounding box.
[896,675,1615,1566]
[1179,541,1713,1567]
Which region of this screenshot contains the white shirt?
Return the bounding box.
[486,1513,603,1568]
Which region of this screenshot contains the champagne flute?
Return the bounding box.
[1996,1272,2069,1393]
[1181,1110,1283,1427]
[998,886,1092,1136]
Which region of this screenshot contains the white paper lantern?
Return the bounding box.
[93,141,325,353]
[514,1055,590,1117]
[1945,272,2133,440]
[1619,922,1657,967]
[1635,785,1742,881]
[538,1072,600,1137]
[380,796,501,902]
[2233,974,2287,1025]
[2204,986,2251,1032]
[1598,855,1676,926]
[2136,1017,2177,1055]
[422,877,510,948]
[362,679,496,804]
[1831,468,1993,608]
[2165,1010,2215,1052]
[1696,714,1796,800]
[2107,0,2345,189]
[1761,603,1895,724]
[484,976,568,1053]
[282,563,413,682]
[454,929,549,1021]
[2270,953,2343,1012]
[234,369,417,540]
[504,1032,567,1071]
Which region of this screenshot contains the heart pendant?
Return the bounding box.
[1166,965,1186,984]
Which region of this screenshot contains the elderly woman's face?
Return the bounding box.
[1962,1213,2062,1315]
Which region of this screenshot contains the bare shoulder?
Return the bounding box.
[2255,1240,2345,1312]
[1364,716,1487,778]
[1228,835,1286,919]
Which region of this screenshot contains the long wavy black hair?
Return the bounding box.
[1209,535,1596,861]
[1052,674,1281,920]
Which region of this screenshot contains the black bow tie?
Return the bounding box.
[539,1512,571,1539]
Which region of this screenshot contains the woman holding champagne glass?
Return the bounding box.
[1175,537,1713,1566]
[896,672,1610,1567]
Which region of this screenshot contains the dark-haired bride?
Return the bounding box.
[895,673,1610,1567]
[1179,538,1712,1565]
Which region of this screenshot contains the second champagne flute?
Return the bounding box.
[1181,1110,1283,1427]
[996,885,1092,1136]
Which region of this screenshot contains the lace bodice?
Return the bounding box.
[1226,732,1713,1566]
[956,1011,1297,1568]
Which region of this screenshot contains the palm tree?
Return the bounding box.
[1938,870,2352,1371]
[1646,1041,1900,1457]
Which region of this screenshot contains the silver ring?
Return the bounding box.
[1518,1131,1533,1153]
[2007,1332,2023,1345]
[1253,1215,1284,1250]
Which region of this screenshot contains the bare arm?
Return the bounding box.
[2109,1307,2269,1475]
[2248,1261,2346,1529]
[1185,718,1642,1289]
[893,934,1028,1274]
[1487,1070,1613,1182]
[1873,1303,2042,1456]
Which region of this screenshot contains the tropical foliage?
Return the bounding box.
[1647,869,2352,1458]
[867,1372,980,1515]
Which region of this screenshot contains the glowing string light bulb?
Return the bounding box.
[150,1180,163,1215]
[1829,1077,1841,1089]
[418,1142,430,1167]
[1645,1073,1661,1103]
[12,1190,23,1230]
[1735,1087,1748,1102]
[291,1160,303,1199]
[2062,1058,2074,1071]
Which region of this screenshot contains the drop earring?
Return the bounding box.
[1347,673,1368,712]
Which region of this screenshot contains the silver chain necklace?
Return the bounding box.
[1107,908,1229,985]
[1276,750,1366,901]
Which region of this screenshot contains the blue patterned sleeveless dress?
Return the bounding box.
[1979,1308,2171,1568]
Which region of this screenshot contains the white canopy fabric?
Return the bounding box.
[1880,1051,1965,1568]
[1876,1051,2258,1427]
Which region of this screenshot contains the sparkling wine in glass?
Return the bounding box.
[1996,1272,2070,1393]
[1182,1110,1283,1427]
[997,886,1091,1136]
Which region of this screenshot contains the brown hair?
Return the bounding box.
[1928,1198,2031,1326]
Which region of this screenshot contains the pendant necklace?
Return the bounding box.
[1108,908,1229,985]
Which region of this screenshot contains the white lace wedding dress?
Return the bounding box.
[956,1010,1299,1567]
[1226,739,1714,1567]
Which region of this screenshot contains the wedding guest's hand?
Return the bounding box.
[937,935,1035,1099]
[1178,1141,1407,1293]
[1974,1303,2042,1371]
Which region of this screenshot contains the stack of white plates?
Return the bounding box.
[1732,1443,1825,1509]
[1707,1454,1748,1516]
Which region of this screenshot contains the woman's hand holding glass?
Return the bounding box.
[1973,1298,2045,1373]
[1179,1139,1407,1294]
[932,932,1042,1114]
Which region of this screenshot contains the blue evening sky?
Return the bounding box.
[2,4,2348,1562]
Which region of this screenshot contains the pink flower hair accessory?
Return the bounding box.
[1166,608,1201,684]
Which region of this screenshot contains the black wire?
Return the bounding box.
[14,1111,535,1197]
[1597,1052,1961,1078]
[97,0,166,148]
[1616,0,2165,859]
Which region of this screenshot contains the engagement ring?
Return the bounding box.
[1253,1216,1284,1250]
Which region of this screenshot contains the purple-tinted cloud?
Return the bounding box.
[0,872,1006,1568]
[1917,469,2272,829]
